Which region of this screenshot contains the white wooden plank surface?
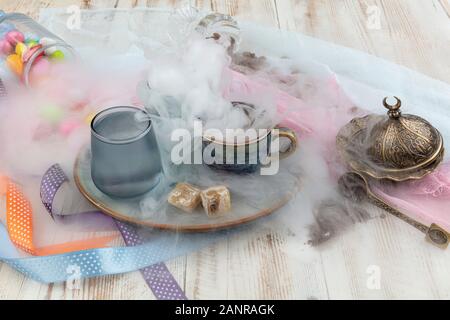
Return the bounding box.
[0,0,449,300]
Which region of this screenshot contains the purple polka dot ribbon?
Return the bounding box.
[115,221,187,300]
[40,164,68,218]
[40,164,187,300]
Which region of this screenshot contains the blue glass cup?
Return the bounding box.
[90,106,162,198]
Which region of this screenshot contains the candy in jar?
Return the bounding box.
[0,11,75,86]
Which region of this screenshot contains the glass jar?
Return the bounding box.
[0,10,76,86]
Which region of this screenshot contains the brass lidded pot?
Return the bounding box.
[337,97,448,249]
[337,97,444,182]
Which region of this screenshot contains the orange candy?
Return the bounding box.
[6,54,23,76]
[85,112,96,125]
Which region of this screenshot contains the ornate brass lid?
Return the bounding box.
[337,97,445,181]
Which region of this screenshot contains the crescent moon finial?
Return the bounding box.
[383,96,402,118]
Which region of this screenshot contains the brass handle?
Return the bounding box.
[338,171,449,249]
[426,224,450,249]
[276,127,298,160]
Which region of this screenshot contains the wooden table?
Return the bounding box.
[1,0,450,300]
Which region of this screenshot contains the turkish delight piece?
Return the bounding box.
[201,186,232,217]
[168,183,202,212]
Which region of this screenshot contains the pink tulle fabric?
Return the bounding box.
[227,70,363,143]
[409,163,450,199]
[226,70,313,134]
[372,163,450,231]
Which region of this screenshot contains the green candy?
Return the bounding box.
[39,105,64,124]
[25,39,39,48]
[50,50,65,60]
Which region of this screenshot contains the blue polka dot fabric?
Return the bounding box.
[2,226,225,284]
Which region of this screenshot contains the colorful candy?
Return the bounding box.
[39,105,64,124]
[32,123,54,141]
[0,38,13,55]
[50,50,64,60]
[5,30,24,46]
[15,42,27,59]
[25,39,39,48]
[1,27,68,85]
[6,54,23,76]
[71,100,87,112]
[85,112,97,125]
[59,120,80,136]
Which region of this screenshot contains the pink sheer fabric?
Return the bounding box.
[226,70,362,140]
[372,163,450,231]
[225,70,313,134]
[409,163,450,199]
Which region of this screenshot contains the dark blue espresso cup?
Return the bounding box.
[202,102,298,174]
[202,127,298,174]
[91,106,162,198]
